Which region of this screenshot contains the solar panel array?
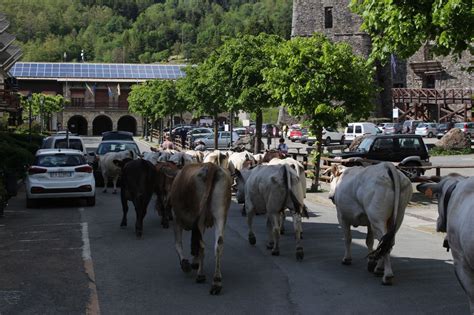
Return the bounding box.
[10,62,186,80]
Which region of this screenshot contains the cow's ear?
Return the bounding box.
[416,182,440,198]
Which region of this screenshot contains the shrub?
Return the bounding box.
[429,146,473,156]
[0,141,34,179]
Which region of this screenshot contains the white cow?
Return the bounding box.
[228,151,256,174]
[168,151,195,167]
[203,150,230,168]
[417,174,474,312]
[99,150,134,194]
[235,164,306,260]
[328,162,412,285]
[184,150,204,163]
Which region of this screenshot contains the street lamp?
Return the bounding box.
[27,93,32,143]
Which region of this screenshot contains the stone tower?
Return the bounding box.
[291,0,405,119]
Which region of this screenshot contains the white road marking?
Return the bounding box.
[80,208,101,315]
[18,239,61,242]
[31,223,81,227]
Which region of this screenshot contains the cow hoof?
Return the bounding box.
[266,242,274,250]
[181,259,192,273]
[120,222,127,228]
[341,258,352,265]
[296,247,304,261]
[367,260,377,272]
[112,190,117,194]
[196,275,206,283]
[374,268,385,277]
[103,190,107,193]
[162,222,169,229]
[248,234,256,245]
[382,276,393,286]
[135,232,143,239]
[191,262,199,270]
[271,249,280,256]
[209,285,222,295]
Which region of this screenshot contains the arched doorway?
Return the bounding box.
[67,115,88,135]
[92,115,113,136]
[117,115,137,135]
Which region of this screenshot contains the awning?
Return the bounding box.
[409,61,444,76]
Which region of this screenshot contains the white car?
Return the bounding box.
[302,127,345,146]
[25,149,96,208]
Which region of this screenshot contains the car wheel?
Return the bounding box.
[86,196,96,207]
[291,139,295,142]
[324,137,331,146]
[401,162,421,180]
[26,197,37,208]
[428,132,433,138]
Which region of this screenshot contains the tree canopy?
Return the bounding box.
[263,34,376,190]
[1,0,292,63]
[350,0,474,61]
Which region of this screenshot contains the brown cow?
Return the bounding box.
[154,161,179,228]
[169,163,232,295]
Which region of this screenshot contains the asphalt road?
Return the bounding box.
[0,136,471,314]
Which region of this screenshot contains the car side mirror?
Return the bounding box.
[88,152,96,157]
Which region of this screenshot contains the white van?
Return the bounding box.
[344,122,380,144]
[41,134,93,163]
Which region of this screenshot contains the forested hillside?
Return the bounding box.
[0,0,292,63]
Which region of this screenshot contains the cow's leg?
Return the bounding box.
[194,225,206,284]
[341,222,352,265]
[382,254,394,285]
[134,199,148,239]
[279,210,286,235]
[270,213,280,256]
[102,172,108,193]
[265,217,274,250]
[112,175,119,194]
[241,202,247,217]
[247,206,257,245]
[453,256,474,312]
[366,225,376,272]
[120,191,128,228]
[210,218,225,295]
[293,212,304,261]
[173,221,191,273]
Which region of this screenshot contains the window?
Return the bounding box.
[355,126,362,133]
[324,7,333,29]
[423,75,436,88]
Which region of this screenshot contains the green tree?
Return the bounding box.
[263,34,376,191]
[351,0,474,61]
[204,33,283,152]
[20,93,66,132]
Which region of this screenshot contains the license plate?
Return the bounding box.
[50,172,72,178]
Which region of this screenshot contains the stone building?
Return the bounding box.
[291,0,472,122]
[0,12,22,118]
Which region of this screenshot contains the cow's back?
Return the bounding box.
[122,159,156,197]
[170,163,231,230]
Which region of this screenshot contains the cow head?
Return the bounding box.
[325,164,346,203]
[113,157,133,169]
[416,173,465,232]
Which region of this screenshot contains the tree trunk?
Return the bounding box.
[213,113,219,149]
[310,125,323,192]
[254,109,263,154]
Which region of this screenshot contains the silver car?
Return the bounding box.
[415,123,438,138]
[194,131,239,149]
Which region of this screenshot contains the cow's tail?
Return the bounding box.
[369,163,400,261]
[282,165,307,218]
[191,163,218,256]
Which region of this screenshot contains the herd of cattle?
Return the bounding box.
[97,146,473,311]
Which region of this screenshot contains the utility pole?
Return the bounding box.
[27,93,32,143]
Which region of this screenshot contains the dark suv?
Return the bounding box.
[329,134,431,179]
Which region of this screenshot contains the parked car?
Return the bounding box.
[193,131,239,149]
[436,122,455,139]
[402,120,423,134]
[187,127,213,147]
[233,127,249,138]
[25,149,96,208]
[344,122,380,144]
[170,125,194,137]
[453,122,474,139]
[101,131,134,141]
[415,123,438,138]
[302,127,345,146]
[329,134,431,179]
[289,128,308,142]
[378,123,402,135]
[41,134,91,163]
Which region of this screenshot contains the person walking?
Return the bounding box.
[282,124,288,138]
[266,130,272,150]
[161,136,175,150]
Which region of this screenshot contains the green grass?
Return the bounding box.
[429,147,474,156]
